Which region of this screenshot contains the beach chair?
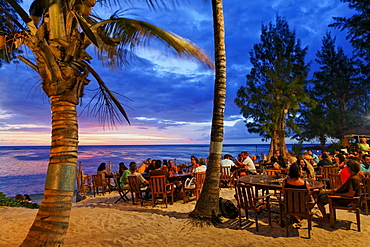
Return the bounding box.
[280,188,312,238]
[112,175,129,203]
[149,175,174,208]
[183,172,206,203]
[234,184,271,231]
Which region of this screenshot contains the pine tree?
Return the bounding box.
[309,32,369,141]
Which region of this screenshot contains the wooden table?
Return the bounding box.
[238,175,324,196]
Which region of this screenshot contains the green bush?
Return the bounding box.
[328,141,346,154]
[291,143,304,156]
[0,192,40,209]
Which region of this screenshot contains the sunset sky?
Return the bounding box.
[0,0,354,146]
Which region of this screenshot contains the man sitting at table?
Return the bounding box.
[234,151,257,175]
[316,159,362,222]
[317,153,333,167]
[149,160,170,179]
[360,154,370,176]
[128,162,149,201]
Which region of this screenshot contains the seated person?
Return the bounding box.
[317,153,333,167]
[220,154,235,176]
[118,162,127,177]
[195,157,207,173]
[190,155,200,173]
[137,158,151,174]
[271,150,287,169]
[97,162,110,186]
[145,159,157,173]
[297,158,315,178]
[282,163,311,224]
[358,138,370,154]
[317,159,362,222]
[360,154,370,176]
[234,151,257,175]
[282,162,310,189]
[149,160,170,179]
[167,159,178,173]
[128,162,149,189]
[120,163,131,189]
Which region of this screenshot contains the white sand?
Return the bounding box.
[1,189,369,246]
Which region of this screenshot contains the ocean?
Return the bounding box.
[0,144,319,197]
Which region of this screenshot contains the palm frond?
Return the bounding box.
[82,61,131,126]
[91,17,214,70]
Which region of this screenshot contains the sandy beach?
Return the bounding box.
[1,188,369,247]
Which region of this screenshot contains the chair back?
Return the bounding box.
[149,175,168,194]
[328,173,343,190]
[363,177,370,196]
[220,167,231,179]
[323,165,339,180]
[282,188,310,215]
[128,175,141,193]
[234,183,256,210]
[112,174,122,190]
[362,177,370,215]
[195,172,206,190]
[92,174,104,187]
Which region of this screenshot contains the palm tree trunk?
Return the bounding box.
[21,96,78,246]
[190,0,226,221]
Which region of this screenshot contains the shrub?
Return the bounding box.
[0,192,40,209]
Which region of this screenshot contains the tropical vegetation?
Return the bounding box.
[1,0,213,245]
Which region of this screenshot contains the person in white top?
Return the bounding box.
[220,154,235,168]
[234,151,257,174]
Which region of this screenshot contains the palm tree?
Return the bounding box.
[1,0,213,245]
[190,0,226,222]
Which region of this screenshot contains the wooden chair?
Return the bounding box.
[149,175,174,208]
[127,175,148,205]
[79,171,93,198]
[328,173,343,190]
[183,172,206,203]
[314,166,324,182]
[362,177,370,215]
[234,184,271,231]
[280,188,312,238]
[91,173,111,196]
[220,167,232,188]
[323,165,339,189]
[112,175,129,203]
[328,194,361,231]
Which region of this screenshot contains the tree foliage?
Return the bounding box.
[300,32,370,142]
[0,0,22,64]
[330,0,370,61]
[235,15,311,156]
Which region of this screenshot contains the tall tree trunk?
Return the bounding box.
[21,96,78,246]
[190,0,226,221]
[268,110,290,160]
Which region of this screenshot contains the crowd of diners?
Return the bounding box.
[219,140,369,223]
[94,139,369,218]
[95,156,209,202]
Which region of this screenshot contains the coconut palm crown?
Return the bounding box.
[1,0,214,245]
